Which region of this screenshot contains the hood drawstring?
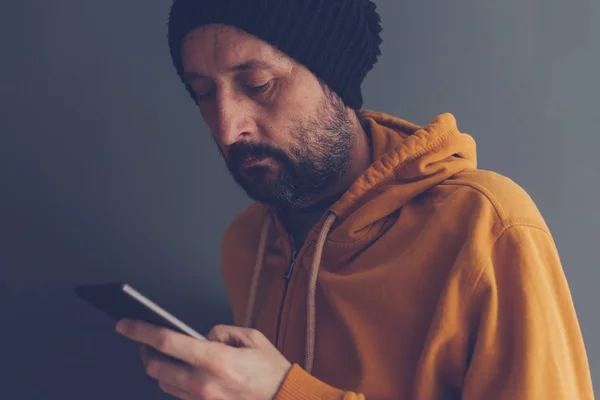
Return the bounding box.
[243,216,272,329]
[243,211,337,375]
[304,212,337,373]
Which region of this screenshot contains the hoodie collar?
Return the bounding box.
[325,110,477,240]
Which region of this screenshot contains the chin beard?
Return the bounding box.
[229,157,341,211]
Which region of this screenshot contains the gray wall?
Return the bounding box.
[1,0,597,398]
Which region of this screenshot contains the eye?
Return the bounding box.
[186,78,214,103]
[246,81,273,95]
[196,89,215,103]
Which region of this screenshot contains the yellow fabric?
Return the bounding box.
[220,110,594,399]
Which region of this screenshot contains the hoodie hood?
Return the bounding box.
[324,110,477,242]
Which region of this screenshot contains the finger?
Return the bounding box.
[158,381,192,400]
[207,324,265,347]
[141,344,179,369]
[144,348,194,388]
[117,319,203,365]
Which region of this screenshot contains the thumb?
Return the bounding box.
[207,324,265,348]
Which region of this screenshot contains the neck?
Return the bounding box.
[280,111,372,249]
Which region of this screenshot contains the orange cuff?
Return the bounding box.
[275,364,348,400]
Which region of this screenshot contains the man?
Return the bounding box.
[115,0,595,398]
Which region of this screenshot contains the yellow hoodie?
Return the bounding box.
[220,110,594,399]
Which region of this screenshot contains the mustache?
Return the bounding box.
[227,141,289,166]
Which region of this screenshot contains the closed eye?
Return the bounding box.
[195,81,274,103]
[246,81,273,95]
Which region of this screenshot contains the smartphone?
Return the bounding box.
[75,282,206,340]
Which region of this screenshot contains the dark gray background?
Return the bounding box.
[1,0,597,398]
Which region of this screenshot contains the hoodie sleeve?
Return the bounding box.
[276,364,365,400]
[462,225,594,399]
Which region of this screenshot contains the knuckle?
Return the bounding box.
[247,328,263,343]
[194,348,224,376]
[193,347,216,370]
[209,324,226,338]
[194,382,215,399]
[155,330,173,352]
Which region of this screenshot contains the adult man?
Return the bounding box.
[115,0,594,398]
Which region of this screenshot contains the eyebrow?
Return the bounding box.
[183,60,275,82]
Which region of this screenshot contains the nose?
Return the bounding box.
[211,88,255,148]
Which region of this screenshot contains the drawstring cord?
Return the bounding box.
[244,211,337,374]
[243,217,271,329]
[304,212,337,373]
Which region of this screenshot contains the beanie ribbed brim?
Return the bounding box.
[167,0,382,110]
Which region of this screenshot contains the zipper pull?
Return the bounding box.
[283,251,297,280]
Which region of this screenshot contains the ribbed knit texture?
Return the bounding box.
[275,364,365,400]
[167,0,383,109]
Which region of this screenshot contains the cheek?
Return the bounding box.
[258,100,299,142]
[265,84,322,137]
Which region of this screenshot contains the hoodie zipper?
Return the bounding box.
[283,250,297,280]
[275,242,297,348]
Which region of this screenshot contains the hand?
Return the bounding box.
[116,320,292,400]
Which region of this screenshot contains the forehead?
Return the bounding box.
[181,24,290,72]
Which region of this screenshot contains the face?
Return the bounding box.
[181,25,355,210]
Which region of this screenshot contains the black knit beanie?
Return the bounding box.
[167,0,383,110]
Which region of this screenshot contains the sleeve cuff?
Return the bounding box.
[275,364,346,400]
